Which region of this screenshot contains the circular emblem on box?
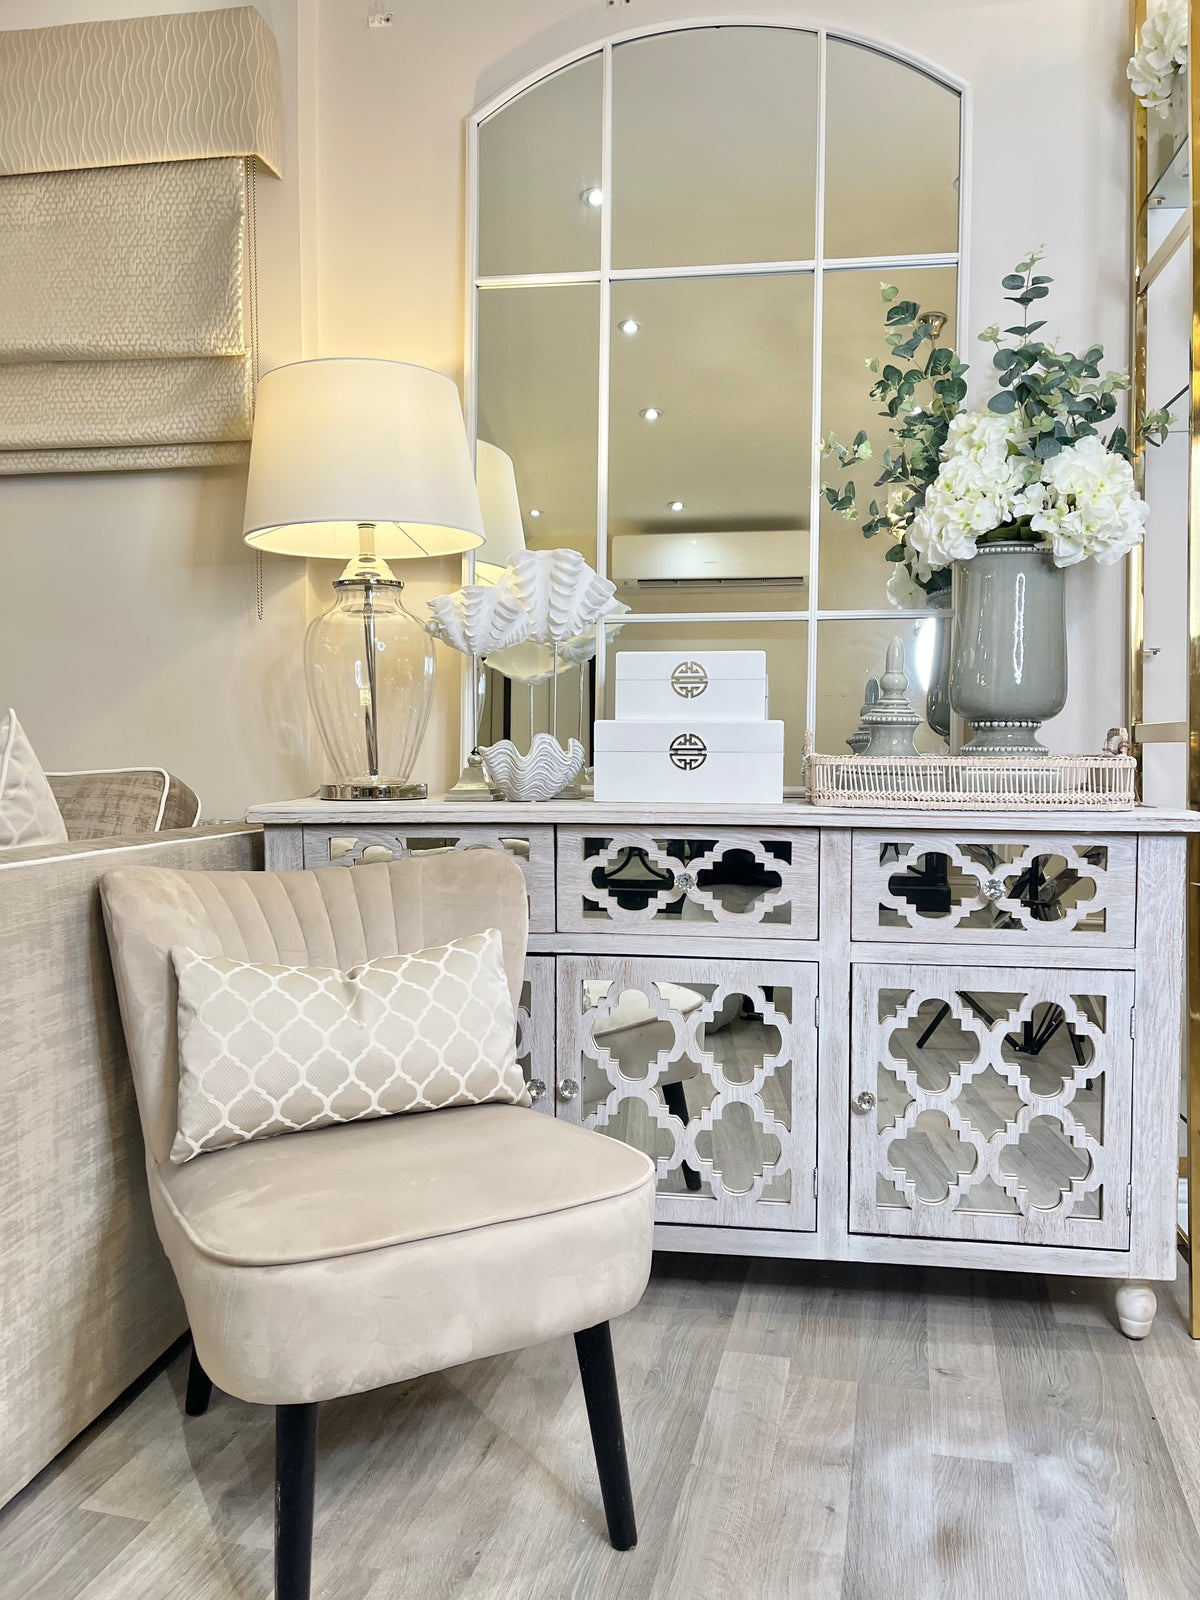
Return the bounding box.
[670,660,709,699]
[669,733,708,772]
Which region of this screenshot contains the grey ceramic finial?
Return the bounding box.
[859,636,921,757]
[847,676,879,754]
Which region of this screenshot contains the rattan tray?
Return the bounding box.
[804,749,1138,809]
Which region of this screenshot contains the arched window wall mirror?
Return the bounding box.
[466,22,968,782]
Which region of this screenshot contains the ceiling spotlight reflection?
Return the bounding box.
[668,500,684,512]
[640,407,662,422]
[528,508,541,519]
[581,187,604,208]
[618,318,640,336]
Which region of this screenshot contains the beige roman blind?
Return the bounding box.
[0,7,282,475]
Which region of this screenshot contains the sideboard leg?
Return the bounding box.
[1115,1280,1158,1339]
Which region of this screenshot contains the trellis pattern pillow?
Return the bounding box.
[170,928,525,1162]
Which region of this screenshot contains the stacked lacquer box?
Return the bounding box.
[593,650,785,803]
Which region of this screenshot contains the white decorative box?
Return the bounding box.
[593,719,784,804]
[613,650,768,721]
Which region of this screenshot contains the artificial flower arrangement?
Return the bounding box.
[1128,0,1187,117]
[821,254,1171,609]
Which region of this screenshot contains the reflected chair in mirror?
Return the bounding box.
[99,851,656,1600]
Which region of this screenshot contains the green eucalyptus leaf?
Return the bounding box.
[1002,274,1025,289]
[988,390,1018,414]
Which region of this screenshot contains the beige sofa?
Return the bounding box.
[0,770,262,1506]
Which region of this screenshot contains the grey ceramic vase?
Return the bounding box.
[924,587,953,742]
[950,539,1066,756]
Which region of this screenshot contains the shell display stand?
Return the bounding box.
[250,790,1200,1341]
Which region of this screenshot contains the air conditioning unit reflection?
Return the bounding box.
[611,531,808,591]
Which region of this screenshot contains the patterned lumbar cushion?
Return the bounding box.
[170,929,526,1162]
[0,708,68,850]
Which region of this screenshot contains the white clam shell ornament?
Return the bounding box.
[479,734,586,802]
[427,549,627,659]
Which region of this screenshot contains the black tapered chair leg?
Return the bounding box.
[185,1343,213,1416]
[574,1321,637,1551]
[275,1403,319,1600]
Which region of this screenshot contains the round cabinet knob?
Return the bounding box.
[982,876,1005,903]
[527,1078,546,1102]
[673,871,696,893]
[851,1089,876,1115]
[557,1078,580,1102]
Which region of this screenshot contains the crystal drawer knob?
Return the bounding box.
[558,1078,580,1102]
[673,871,696,893]
[982,876,1005,902]
[852,1089,876,1115]
[527,1078,547,1102]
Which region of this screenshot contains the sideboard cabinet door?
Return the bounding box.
[556,828,819,940]
[517,956,556,1114]
[556,955,818,1231]
[849,963,1135,1250]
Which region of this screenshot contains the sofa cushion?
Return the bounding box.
[170,927,528,1162]
[0,709,67,850]
[46,768,200,840]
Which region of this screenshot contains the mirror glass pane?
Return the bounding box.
[477,55,603,276]
[815,617,947,754]
[477,284,599,561]
[608,273,812,612]
[605,620,807,786]
[818,265,958,610]
[824,39,960,259]
[611,27,818,268]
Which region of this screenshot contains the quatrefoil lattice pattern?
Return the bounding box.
[851,833,1136,947]
[850,964,1134,1249]
[557,828,819,938]
[311,825,555,931]
[557,956,818,1230]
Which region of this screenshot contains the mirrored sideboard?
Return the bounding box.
[248,797,1200,1339]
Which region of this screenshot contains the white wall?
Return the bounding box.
[0,0,310,819]
[0,0,1137,810]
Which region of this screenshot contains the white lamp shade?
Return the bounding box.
[474,441,527,582]
[242,358,485,559]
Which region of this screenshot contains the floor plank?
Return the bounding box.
[4,1256,1200,1600]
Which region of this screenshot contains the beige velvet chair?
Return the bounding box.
[100,852,656,1600]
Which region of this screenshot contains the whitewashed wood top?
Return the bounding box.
[246,795,1200,834]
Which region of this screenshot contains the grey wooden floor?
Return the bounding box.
[5,1253,1200,1600]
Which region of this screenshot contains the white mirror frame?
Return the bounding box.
[462,16,972,770]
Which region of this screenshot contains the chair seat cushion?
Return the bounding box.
[152,1105,657,1406]
[156,1102,655,1267]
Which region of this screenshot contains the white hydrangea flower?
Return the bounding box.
[906,409,1029,570]
[1028,435,1149,568]
[886,564,927,610]
[1128,0,1188,117]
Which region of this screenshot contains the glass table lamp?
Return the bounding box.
[243,359,484,799]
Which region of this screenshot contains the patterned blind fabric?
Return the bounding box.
[0,6,282,179]
[0,156,255,474]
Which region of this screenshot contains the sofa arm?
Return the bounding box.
[0,821,262,1506]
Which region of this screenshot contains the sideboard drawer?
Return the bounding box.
[301,823,557,932]
[850,831,1137,947]
[556,827,819,940]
